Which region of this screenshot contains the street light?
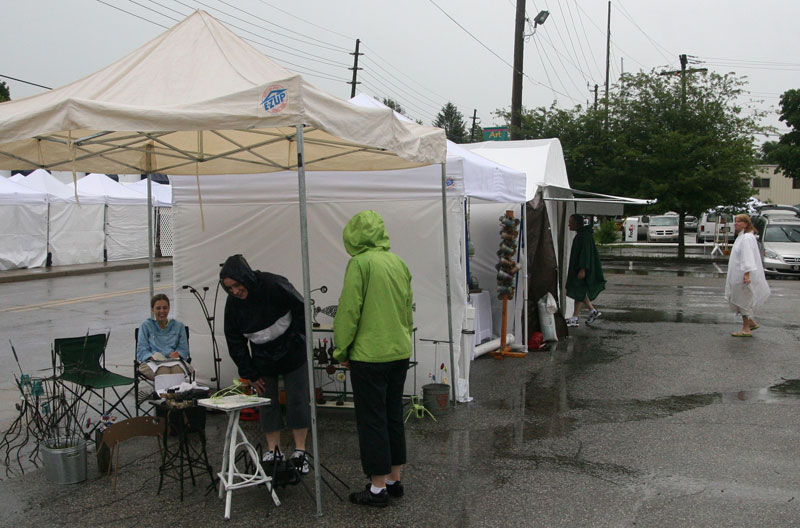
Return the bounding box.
[511,7,549,139]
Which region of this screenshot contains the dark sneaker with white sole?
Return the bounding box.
[349,485,388,508]
[566,316,579,327]
[586,310,602,325]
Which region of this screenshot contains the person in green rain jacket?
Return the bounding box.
[333,210,413,508]
[565,214,606,327]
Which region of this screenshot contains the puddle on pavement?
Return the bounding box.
[604,268,724,279]
[483,376,800,444]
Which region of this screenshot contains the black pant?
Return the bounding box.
[349,358,409,477]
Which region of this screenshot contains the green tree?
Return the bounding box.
[433,102,468,143]
[762,89,800,182]
[498,71,764,258]
[383,97,406,116]
[0,81,10,102]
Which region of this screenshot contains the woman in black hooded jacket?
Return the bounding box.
[219,254,311,472]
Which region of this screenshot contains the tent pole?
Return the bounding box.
[146,144,154,299]
[296,125,323,516]
[440,163,457,404]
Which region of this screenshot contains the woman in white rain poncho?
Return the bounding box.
[725,214,770,337]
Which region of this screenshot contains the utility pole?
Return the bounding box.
[589,83,598,110]
[348,39,362,98]
[510,0,526,140]
[604,1,611,120]
[470,109,480,142]
[659,53,708,259]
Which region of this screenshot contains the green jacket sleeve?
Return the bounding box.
[333,259,364,362]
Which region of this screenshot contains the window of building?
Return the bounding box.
[753,178,770,188]
[793,178,800,190]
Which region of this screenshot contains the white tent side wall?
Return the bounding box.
[48,203,106,265]
[13,170,107,266]
[170,172,468,400]
[0,179,48,270]
[105,204,150,261]
[0,203,48,270]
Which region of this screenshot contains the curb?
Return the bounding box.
[0,258,172,284]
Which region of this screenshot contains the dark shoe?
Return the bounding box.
[386,481,404,498]
[349,485,388,508]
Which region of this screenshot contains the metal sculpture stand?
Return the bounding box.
[181,283,222,391]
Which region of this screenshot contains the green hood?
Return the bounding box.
[343,210,391,256]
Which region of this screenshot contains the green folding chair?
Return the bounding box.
[54,333,135,438]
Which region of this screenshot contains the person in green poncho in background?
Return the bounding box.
[333,210,414,508]
[565,213,606,327]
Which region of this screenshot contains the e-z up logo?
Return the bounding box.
[261,85,288,113]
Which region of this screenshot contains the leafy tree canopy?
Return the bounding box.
[0,81,10,103]
[433,102,468,143]
[497,70,765,257]
[762,89,800,181]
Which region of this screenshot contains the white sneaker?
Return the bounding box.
[262,449,283,463]
[566,316,579,327]
[586,310,602,325]
[291,449,310,474]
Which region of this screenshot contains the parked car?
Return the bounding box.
[752,208,800,276]
[754,214,800,276]
[696,212,735,243]
[647,215,680,242]
[684,215,698,232]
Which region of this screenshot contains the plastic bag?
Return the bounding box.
[544,292,558,314]
[537,294,558,342]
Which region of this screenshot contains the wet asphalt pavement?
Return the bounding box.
[1,262,799,527]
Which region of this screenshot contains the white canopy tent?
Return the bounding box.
[12,169,105,266]
[75,173,150,261]
[0,177,48,270]
[0,11,446,514]
[464,139,653,316]
[125,179,172,207]
[170,127,528,405]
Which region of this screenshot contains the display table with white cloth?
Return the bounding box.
[471,291,493,355]
[198,395,280,519]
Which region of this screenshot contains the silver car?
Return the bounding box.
[647,215,680,242]
[760,217,800,276]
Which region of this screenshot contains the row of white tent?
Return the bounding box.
[0,170,172,269]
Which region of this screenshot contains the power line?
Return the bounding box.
[167,0,350,68]
[614,1,674,64]
[96,0,349,83]
[568,0,604,80]
[95,0,169,28]
[0,75,52,90]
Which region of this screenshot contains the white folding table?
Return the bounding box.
[198,394,279,519]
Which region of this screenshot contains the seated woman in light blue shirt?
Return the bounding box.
[137,293,190,380]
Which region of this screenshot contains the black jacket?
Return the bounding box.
[220,255,306,379]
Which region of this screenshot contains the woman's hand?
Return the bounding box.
[577,268,586,280]
[169,350,181,359]
[743,272,751,285]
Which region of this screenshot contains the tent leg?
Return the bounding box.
[146,145,154,300]
[439,163,457,404]
[296,125,323,517]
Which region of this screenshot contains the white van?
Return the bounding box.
[696,212,734,243]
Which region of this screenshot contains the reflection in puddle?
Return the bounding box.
[517,379,800,441]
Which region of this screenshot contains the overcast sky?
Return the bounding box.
[2,0,798,141]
